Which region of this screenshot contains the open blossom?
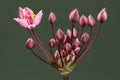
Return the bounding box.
[13,7,43,29]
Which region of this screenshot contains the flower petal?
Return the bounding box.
[13,18,29,28]
[24,7,34,15]
[34,10,43,26]
[19,7,24,19]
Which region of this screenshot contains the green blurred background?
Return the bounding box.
[0,0,119,80]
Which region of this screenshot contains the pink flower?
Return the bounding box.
[13,7,43,29]
[97,8,107,23]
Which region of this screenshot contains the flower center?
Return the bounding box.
[23,13,36,25]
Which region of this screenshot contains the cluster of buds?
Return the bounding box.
[14,7,107,76]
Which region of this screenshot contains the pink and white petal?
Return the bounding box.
[24,7,34,15]
[34,10,43,26]
[19,7,24,19]
[13,18,29,28]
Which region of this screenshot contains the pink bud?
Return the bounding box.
[97,8,107,23]
[26,38,35,49]
[63,35,71,44]
[61,50,67,57]
[81,32,90,43]
[79,15,88,27]
[63,35,67,44]
[74,47,81,55]
[49,38,56,47]
[69,8,79,23]
[71,51,76,62]
[48,12,57,24]
[56,39,61,46]
[64,43,72,52]
[54,50,60,59]
[66,55,71,62]
[73,28,78,38]
[72,38,81,49]
[88,15,95,27]
[56,29,65,42]
[66,29,72,39]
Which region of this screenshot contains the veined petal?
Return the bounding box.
[19,7,24,19]
[24,7,34,15]
[13,18,29,28]
[34,10,43,26]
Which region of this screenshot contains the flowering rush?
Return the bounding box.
[13,7,43,29]
[13,7,108,80]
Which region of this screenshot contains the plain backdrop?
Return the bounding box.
[0,0,119,80]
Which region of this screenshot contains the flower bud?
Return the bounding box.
[74,47,81,55]
[81,32,90,43]
[97,8,107,23]
[72,38,80,49]
[66,55,71,63]
[73,27,78,38]
[54,50,60,59]
[71,51,76,62]
[69,8,79,23]
[79,15,88,27]
[48,12,57,24]
[63,35,67,44]
[61,50,67,57]
[88,15,95,27]
[64,43,72,52]
[56,29,65,42]
[26,38,35,49]
[66,29,72,39]
[63,35,71,44]
[49,38,56,47]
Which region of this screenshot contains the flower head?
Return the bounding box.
[13,7,43,29]
[14,7,108,78]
